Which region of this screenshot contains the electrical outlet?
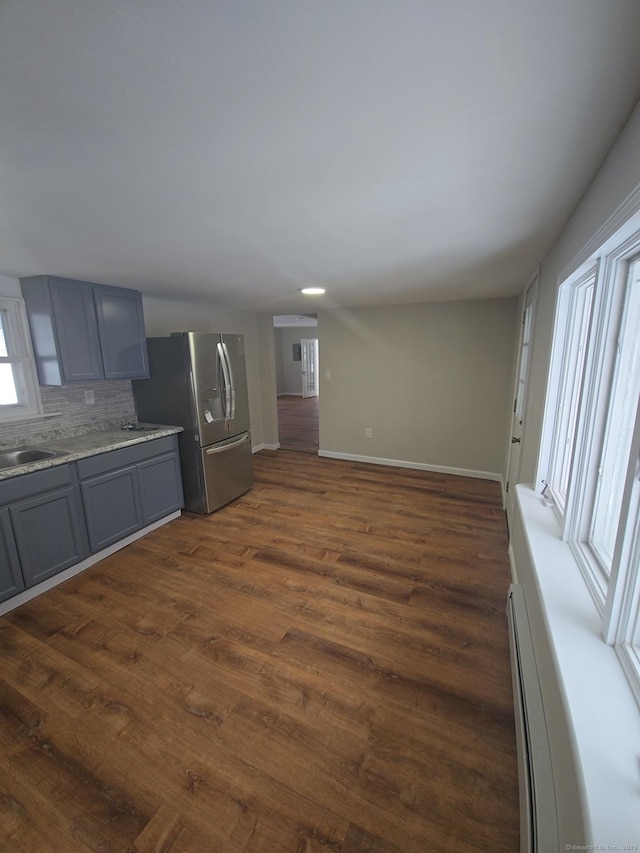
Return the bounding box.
[84,390,95,405]
[365,427,373,438]
[324,369,332,380]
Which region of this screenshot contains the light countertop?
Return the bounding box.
[0,424,183,482]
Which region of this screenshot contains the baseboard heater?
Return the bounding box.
[507,584,560,852]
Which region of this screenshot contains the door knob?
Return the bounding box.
[511,436,521,444]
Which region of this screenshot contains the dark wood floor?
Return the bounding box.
[277,395,319,453]
[0,451,519,853]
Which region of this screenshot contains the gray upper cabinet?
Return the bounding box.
[94,285,149,379]
[20,275,149,385]
[49,278,104,382]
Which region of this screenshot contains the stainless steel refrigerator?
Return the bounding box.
[132,332,253,513]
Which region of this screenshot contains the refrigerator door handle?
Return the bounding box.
[205,433,250,454]
[222,341,236,420]
[217,342,232,422]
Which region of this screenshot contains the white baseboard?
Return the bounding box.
[0,510,181,616]
[252,442,280,453]
[317,449,501,482]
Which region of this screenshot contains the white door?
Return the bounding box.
[506,277,537,525]
[301,338,319,398]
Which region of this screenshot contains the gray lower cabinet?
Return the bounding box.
[78,436,184,554]
[0,506,25,602]
[10,485,89,587]
[0,436,183,605]
[80,466,142,552]
[138,452,184,524]
[0,464,89,590]
[20,275,149,385]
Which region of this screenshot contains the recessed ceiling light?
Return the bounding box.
[300,287,325,295]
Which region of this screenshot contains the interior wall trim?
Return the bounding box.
[558,180,640,284]
[318,449,502,482]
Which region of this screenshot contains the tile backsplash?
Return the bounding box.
[0,380,137,447]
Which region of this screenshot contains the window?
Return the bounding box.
[540,207,640,706]
[514,282,535,424]
[0,296,43,422]
[546,264,597,515]
[605,404,640,709]
[590,257,640,574]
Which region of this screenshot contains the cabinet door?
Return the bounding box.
[138,452,184,525]
[94,286,149,380]
[50,278,104,382]
[81,466,141,552]
[10,486,89,587]
[0,507,25,602]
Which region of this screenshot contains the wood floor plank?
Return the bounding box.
[0,770,95,853]
[277,395,319,453]
[0,449,519,851]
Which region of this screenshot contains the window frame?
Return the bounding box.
[604,391,640,708]
[545,261,598,520]
[588,254,640,560]
[538,204,640,707]
[514,279,536,425]
[568,239,640,611]
[0,295,44,424]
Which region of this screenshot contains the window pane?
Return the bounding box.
[515,300,534,422]
[0,296,42,422]
[591,258,640,574]
[549,277,595,509]
[0,312,8,357]
[0,363,18,404]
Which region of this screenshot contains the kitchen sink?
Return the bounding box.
[0,447,68,470]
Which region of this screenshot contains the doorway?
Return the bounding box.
[273,314,319,453]
[301,338,319,398]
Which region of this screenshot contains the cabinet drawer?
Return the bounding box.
[76,435,178,479]
[0,463,74,506]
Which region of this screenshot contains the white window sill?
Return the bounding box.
[514,484,640,847]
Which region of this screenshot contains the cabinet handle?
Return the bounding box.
[205,434,249,455]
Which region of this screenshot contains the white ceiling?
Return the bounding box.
[273,314,318,328]
[1,1,640,315]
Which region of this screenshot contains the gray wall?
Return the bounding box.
[275,326,319,395]
[141,293,267,449]
[317,298,518,476]
[520,100,640,486]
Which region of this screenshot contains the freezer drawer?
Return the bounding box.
[201,432,253,513]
